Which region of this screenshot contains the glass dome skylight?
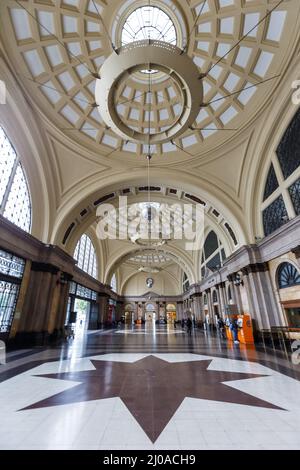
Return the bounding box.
[121,6,177,46]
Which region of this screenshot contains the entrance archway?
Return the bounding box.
[145,303,156,323]
[166,304,177,324]
[124,303,134,324]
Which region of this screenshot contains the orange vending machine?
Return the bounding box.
[225,314,254,344]
[237,313,254,344]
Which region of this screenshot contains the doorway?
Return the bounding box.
[146,311,156,322]
[166,304,176,324]
[145,303,156,323]
[74,298,90,334]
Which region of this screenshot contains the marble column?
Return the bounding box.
[227,274,243,314]
[241,263,282,330]
[192,294,202,321]
[176,301,183,320]
[156,302,159,321]
[216,282,226,319]
[206,289,214,322]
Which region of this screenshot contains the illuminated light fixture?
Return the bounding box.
[95,40,203,144]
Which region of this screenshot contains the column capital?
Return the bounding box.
[31,262,60,275]
[61,271,73,282]
[292,245,300,258]
[241,262,269,275]
[190,292,202,298]
[216,282,226,289]
[98,292,110,298]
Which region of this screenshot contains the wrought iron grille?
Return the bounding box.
[276,108,300,180]
[263,164,279,201]
[0,249,25,278]
[263,195,288,236]
[288,177,300,215]
[0,281,19,333]
[69,282,97,301]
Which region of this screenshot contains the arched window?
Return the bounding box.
[110,273,117,293]
[74,234,98,279]
[212,290,218,303]
[200,230,226,279]
[262,109,300,236]
[0,126,31,232]
[277,262,300,289]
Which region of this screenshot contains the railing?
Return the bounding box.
[118,39,180,55]
[260,326,300,353]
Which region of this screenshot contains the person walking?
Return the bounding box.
[230,317,240,344]
[205,313,210,332]
[186,317,192,335]
[217,317,225,338]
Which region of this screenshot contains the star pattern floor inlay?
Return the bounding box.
[21,355,284,442]
[1,340,300,450]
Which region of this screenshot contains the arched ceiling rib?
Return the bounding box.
[56,183,242,255]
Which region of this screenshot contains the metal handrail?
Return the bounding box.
[270,326,300,352]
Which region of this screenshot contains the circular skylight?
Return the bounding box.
[121,6,177,46]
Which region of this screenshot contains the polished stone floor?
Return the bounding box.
[0,324,300,450]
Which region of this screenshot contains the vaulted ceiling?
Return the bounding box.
[0,0,300,253]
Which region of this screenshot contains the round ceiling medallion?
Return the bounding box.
[95,40,203,144]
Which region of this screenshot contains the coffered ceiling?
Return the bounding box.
[1,0,298,163]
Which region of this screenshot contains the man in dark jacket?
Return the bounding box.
[186,317,192,335]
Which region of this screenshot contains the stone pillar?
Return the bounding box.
[16,262,60,344]
[98,293,109,326]
[206,289,214,322]
[216,282,226,319]
[55,273,73,331]
[192,294,202,321]
[227,274,243,314]
[241,263,282,330]
[176,301,183,320]
[135,302,139,322]
[116,301,123,322]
